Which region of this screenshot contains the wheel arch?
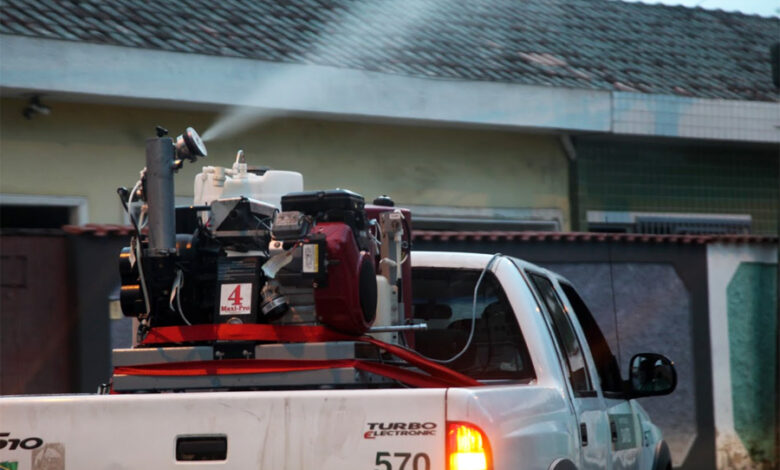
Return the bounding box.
[548,457,578,470]
[653,440,672,470]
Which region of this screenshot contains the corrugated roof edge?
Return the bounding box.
[61,225,777,244]
[412,230,778,245]
[63,224,134,237]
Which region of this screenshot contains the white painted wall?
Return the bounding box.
[0,98,571,226]
[706,242,778,469]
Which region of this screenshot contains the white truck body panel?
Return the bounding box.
[1,389,446,469]
[446,386,577,469]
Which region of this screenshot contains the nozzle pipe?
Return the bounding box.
[145,137,176,255]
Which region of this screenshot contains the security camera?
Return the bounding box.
[23,96,51,120]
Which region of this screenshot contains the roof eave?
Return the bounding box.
[1,35,778,143]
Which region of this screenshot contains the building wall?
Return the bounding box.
[574,136,779,234]
[707,242,778,470]
[0,98,570,228]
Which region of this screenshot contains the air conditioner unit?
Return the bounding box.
[586,211,751,235]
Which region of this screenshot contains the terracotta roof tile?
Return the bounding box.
[1,0,777,101]
[63,224,134,236]
[411,230,778,244]
[59,224,778,245]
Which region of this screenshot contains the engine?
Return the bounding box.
[118,127,412,344]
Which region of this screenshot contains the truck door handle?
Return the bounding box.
[176,435,228,461]
[610,421,618,443]
[580,423,588,447]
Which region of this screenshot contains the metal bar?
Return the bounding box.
[775,149,779,469]
[112,346,214,366]
[111,368,369,392]
[145,137,176,255]
[368,324,428,333]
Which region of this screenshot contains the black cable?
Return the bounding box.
[401,216,413,254]
[117,187,142,238]
[607,243,623,367]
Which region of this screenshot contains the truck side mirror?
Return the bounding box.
[628,353,676,397]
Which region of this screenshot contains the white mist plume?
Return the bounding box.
[202,0,439,142]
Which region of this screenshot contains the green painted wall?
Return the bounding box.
[727,262,777,464]
[0,98,570,227]
[575,137,779,234]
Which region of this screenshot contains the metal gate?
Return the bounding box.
[1,234,74,394]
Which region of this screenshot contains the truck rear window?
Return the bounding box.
[411,268,535,381]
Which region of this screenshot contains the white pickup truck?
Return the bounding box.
[0,251,675,470]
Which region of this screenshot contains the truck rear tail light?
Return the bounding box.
[447,422,492,470]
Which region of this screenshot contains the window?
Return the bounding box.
[586,210,752,235]
[0,205,71,229]
[404,205,562,232]
[0,194,88,229]
[559,283,624,395]
[528,273,594,395]
[412,268,534,381]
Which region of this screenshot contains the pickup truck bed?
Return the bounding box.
[0,252,673,470]
[2,384,580,470]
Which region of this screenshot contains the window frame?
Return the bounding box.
[525,270,597,398]
[410,266,536,382]
[558,281,626,398]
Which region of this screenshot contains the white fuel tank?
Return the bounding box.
[194,151,303,208]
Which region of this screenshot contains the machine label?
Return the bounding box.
[219,283,252,315]
[364,422,437,439]
[302,244,319,273]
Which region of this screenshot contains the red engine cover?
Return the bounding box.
[312,222,377,335]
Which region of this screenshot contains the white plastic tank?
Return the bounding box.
[194,150,303,208]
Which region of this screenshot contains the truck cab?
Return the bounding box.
[412,251,675,470]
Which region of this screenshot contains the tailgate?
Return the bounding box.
[0,389,446,469]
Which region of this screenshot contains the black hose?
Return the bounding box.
[117,187,142,238]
